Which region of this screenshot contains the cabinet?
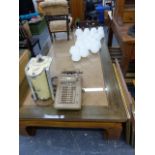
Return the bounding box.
[114,0,135,25]
[69,0,85,24]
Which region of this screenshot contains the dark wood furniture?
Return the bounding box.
[39,0,71,41]
[19,22,41,57]
[69,0,85,24]
[45,15,70,41]
[108,17,135,75]
[114,0,135,25]
[19,37,132,140]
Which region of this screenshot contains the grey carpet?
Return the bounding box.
[20,128,134,155]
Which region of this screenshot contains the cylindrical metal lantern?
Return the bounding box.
[25,55,54,102]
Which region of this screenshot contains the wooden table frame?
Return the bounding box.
[20,40,130,140]
[20,120,123,140]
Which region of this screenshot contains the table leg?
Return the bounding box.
[20,126,36,136]
[104,123,122,140]
[125,120,131,144]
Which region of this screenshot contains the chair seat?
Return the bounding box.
[49,20,66,32]
[49,16,72,32]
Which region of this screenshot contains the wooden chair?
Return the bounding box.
[19,21,41,57]
[39,0,72,41]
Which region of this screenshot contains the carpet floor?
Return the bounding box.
[20,128,134,155]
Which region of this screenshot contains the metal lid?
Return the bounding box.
[25,55,52,77]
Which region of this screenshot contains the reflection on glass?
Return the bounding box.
[44,114,65,119]
[82,88,104,92]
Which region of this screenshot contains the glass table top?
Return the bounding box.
[20,38,127,122]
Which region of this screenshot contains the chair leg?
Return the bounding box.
[28,42,35,57]
[38,40,41,50]
[30,46,35,57]
[67,30,69,40]
[66,15,69,40]
[53,33,56,39]
[50,33,53,42]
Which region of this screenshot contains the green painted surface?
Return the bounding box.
[29,18,46,35]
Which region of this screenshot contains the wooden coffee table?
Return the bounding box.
[19,39,130,140]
